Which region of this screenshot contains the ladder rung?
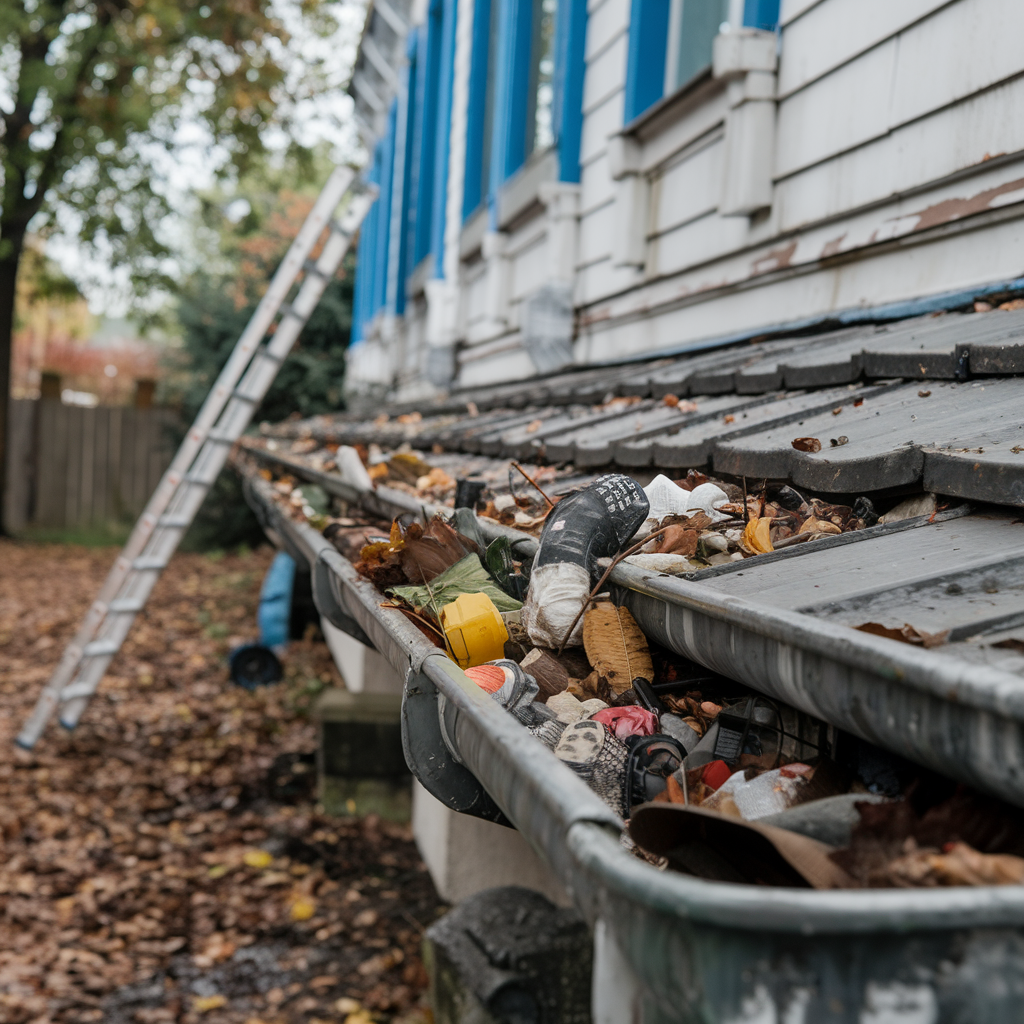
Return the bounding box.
[278,303,302,321]
[132,556,169,571]
[205,428,236,445]
[258,348,285,366]
[83,638,120,657]
[157,513,193,528]
[329,219,352,241]
[59,681,95,703]
[302,259,330,282]
[231,390,259,404]
[108,597,146,613]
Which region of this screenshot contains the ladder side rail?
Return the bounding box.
[53,187,375,733]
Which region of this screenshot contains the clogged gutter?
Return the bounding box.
[236,440,1024,893]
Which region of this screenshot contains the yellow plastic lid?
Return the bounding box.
[440,592,509,669]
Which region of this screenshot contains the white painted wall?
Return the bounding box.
[351,0,1024,396]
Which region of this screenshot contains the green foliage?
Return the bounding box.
[0,0,320,276]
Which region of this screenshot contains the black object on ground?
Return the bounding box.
[425,886,592,1024]
[229,643,283,689]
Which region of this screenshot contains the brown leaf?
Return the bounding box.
[398,516,477,584]
[583,603,653,693]
[791,437,822,453]
[853,622,949,648]
[655,525,698,557]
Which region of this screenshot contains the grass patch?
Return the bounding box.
[17,521,133,547]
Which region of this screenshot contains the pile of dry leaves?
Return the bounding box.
[0,541,442,1024]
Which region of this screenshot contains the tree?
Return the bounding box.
[0,0,334,534]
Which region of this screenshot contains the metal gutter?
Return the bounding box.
[242,468,1024,1021]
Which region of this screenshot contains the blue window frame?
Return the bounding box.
[464,0,588,222]
[430,0,458,275]
[463,0,497,219]
[624,0,779,123]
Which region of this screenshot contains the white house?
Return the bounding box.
[345,0,1024,406]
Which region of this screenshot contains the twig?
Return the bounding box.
[742,476,751,524]
[556,524,675,655]
[510,461,555,507]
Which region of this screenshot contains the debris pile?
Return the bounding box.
[287,467,1024,893]
[242,446,1015,894]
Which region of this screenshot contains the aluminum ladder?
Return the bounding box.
[17,167,376,749]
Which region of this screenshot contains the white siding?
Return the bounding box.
[778,0,946,96]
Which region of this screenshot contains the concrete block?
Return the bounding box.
[424,886,592,1024]
[315,688,411,822]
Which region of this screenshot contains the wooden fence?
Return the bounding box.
[4,399,178,532]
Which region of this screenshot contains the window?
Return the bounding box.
[624,0,779,123]
[464,0,584,222]
[665,0,729,93]
[527,0,558,157]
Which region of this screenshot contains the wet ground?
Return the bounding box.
[0,540,443,1024]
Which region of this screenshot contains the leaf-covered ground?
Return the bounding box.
[0,541,443,1024]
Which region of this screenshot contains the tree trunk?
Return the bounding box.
[0,231,26,537]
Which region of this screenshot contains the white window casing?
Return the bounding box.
[713,27,778,216]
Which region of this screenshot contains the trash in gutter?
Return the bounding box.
[240,445,1024,891]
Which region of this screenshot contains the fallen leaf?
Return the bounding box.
[742,517,774,554]
[655,524,699,557]
[832,407,843,416]
[243,849,273,869]
[918,390,932,398]
[798,517,841,536]
[583,604,653,693]
[525,419,543,433]
[290,896,317,920]
[723,414,735,424]
[853,622,949,648]
[791,437,822,453]
[993,639,1024,655]
[194,994,228,1012]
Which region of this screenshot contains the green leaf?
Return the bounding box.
[387,554,523,615]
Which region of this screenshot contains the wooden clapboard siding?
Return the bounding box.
[7,399,177,530]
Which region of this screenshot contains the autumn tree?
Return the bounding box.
[0,0,331,534]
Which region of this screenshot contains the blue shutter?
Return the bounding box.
[489,0,534,207]
[394,38,417,314]
[743,0,780,30]
[431,0,458,273]
[623,0,670,122]
[374,103,397,315]
[553,0,587,183]
[463,0,494,219]
[413,9,444,268]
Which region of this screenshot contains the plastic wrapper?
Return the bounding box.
[591,705,659,739]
